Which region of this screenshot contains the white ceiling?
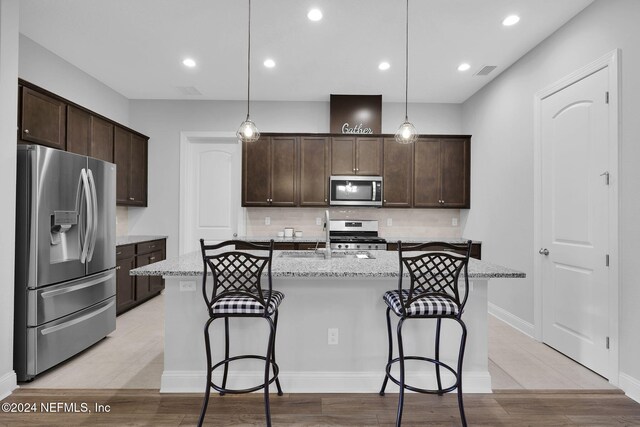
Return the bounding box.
[19,0,593,103]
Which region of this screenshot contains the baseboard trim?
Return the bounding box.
[0,370,17,401]
[619,372,640,404]
[488,302,535,338]
[161,370,492,394]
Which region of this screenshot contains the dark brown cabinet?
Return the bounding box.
[18,80,150,208]
[66,107,114,162]
[66,106,91,156]
[116,244,136,315]
[299,137,329,206]
[386,241,482,260]
[116,238,166,315]
[240,133,470,209]
[383,137,413,207]
[242,136,298,207]
[90,116,114,163]
[414,137,470,208]
[19,86,66,149]
[115,126,148,207]
[330,136,382,176]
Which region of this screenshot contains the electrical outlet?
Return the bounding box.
[316,217,322,226]
[328,328,339,345]
[387,218,393,227]
[265,216,271,225]
[179,281,196,292]
[452,217,459,226]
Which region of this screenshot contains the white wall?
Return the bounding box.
[128,99,462,258]
[18,35,130,125]
[461,0,640,388]
[0,0,19,400]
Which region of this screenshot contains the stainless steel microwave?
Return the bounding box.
[329,175,383,207]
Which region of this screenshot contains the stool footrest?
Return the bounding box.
[384,356,460,394]
[208,354,280,394]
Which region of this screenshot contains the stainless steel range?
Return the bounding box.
[329,219,387,250]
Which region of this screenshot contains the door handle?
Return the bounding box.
[539,248,549,256]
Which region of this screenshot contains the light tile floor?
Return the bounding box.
[20,294,614,391]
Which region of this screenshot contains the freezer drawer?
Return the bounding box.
[27,296,116,378]
[28,269,115,326]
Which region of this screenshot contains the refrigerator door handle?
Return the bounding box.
[79,168,93,264]
[86,168,98,262]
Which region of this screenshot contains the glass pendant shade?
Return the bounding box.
[237,115,260,142]
[395,119,418,144]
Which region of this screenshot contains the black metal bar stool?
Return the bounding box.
[198,239,284,427]
[379,240,472,427]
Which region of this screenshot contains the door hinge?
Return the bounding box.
[605,91,610,104]
[606,254,610,267]
[606,336,610,349]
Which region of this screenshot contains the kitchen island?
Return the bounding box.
[131,249,524,394]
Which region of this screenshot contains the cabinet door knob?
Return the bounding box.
[116,266,121,270]
[149,257,156,261]
[129,197,135,201]
[24,129,30,134]
[384,200,387,203]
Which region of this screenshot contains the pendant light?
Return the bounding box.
[237,0,260,142]
[395,0,418,144]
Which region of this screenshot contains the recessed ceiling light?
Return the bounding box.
[182,58,196,68]
[502,15,520,26]
[457,63,471,72]
[378,62,390,71]
[264,59,276,68]
[307,8,323,21]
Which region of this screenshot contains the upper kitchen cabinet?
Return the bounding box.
[114,126,148,207]
[382,137,413,207]
[242,136,298,207]
[67,107,113,163]
[330,136,382,176]
[414,137,470,208]
[19,86,66,150]
[299,137,329,206]
[66,105,91,156]
[90,116,114,163]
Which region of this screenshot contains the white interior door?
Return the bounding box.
[540,67,610,377]
[180,134,241,254]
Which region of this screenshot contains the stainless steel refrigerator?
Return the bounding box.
[14,145,116,381]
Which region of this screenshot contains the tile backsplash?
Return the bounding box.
[116,206,128,236]
[245,207,462,239]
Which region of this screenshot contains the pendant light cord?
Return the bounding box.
[404,0,409,122]
[246,0,252,119]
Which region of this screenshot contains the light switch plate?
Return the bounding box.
[452,217,459,226]
[265,216,271,225]
[387,218,393,227]
[316,217,322,226]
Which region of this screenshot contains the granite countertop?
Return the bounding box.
[131,249,524,279]
[116,235,168,246]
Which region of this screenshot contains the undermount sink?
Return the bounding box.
[278,251,376,260]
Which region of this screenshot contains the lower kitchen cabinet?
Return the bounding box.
[116,238,166,315]
[386,241,482,260]
[115,245,136,314]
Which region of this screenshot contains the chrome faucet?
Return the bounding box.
[325,209,331,259]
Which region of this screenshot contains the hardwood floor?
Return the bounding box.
[2,389,640,426]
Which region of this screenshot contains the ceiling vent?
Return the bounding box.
[474,65,497,76]
[176,86,202,96]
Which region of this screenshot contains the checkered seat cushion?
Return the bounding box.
[211,290,284,315]
[383,289,459,317]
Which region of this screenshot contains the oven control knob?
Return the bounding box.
[368,245,372,249]
[338,244,342,249]
[356,244,360,249]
